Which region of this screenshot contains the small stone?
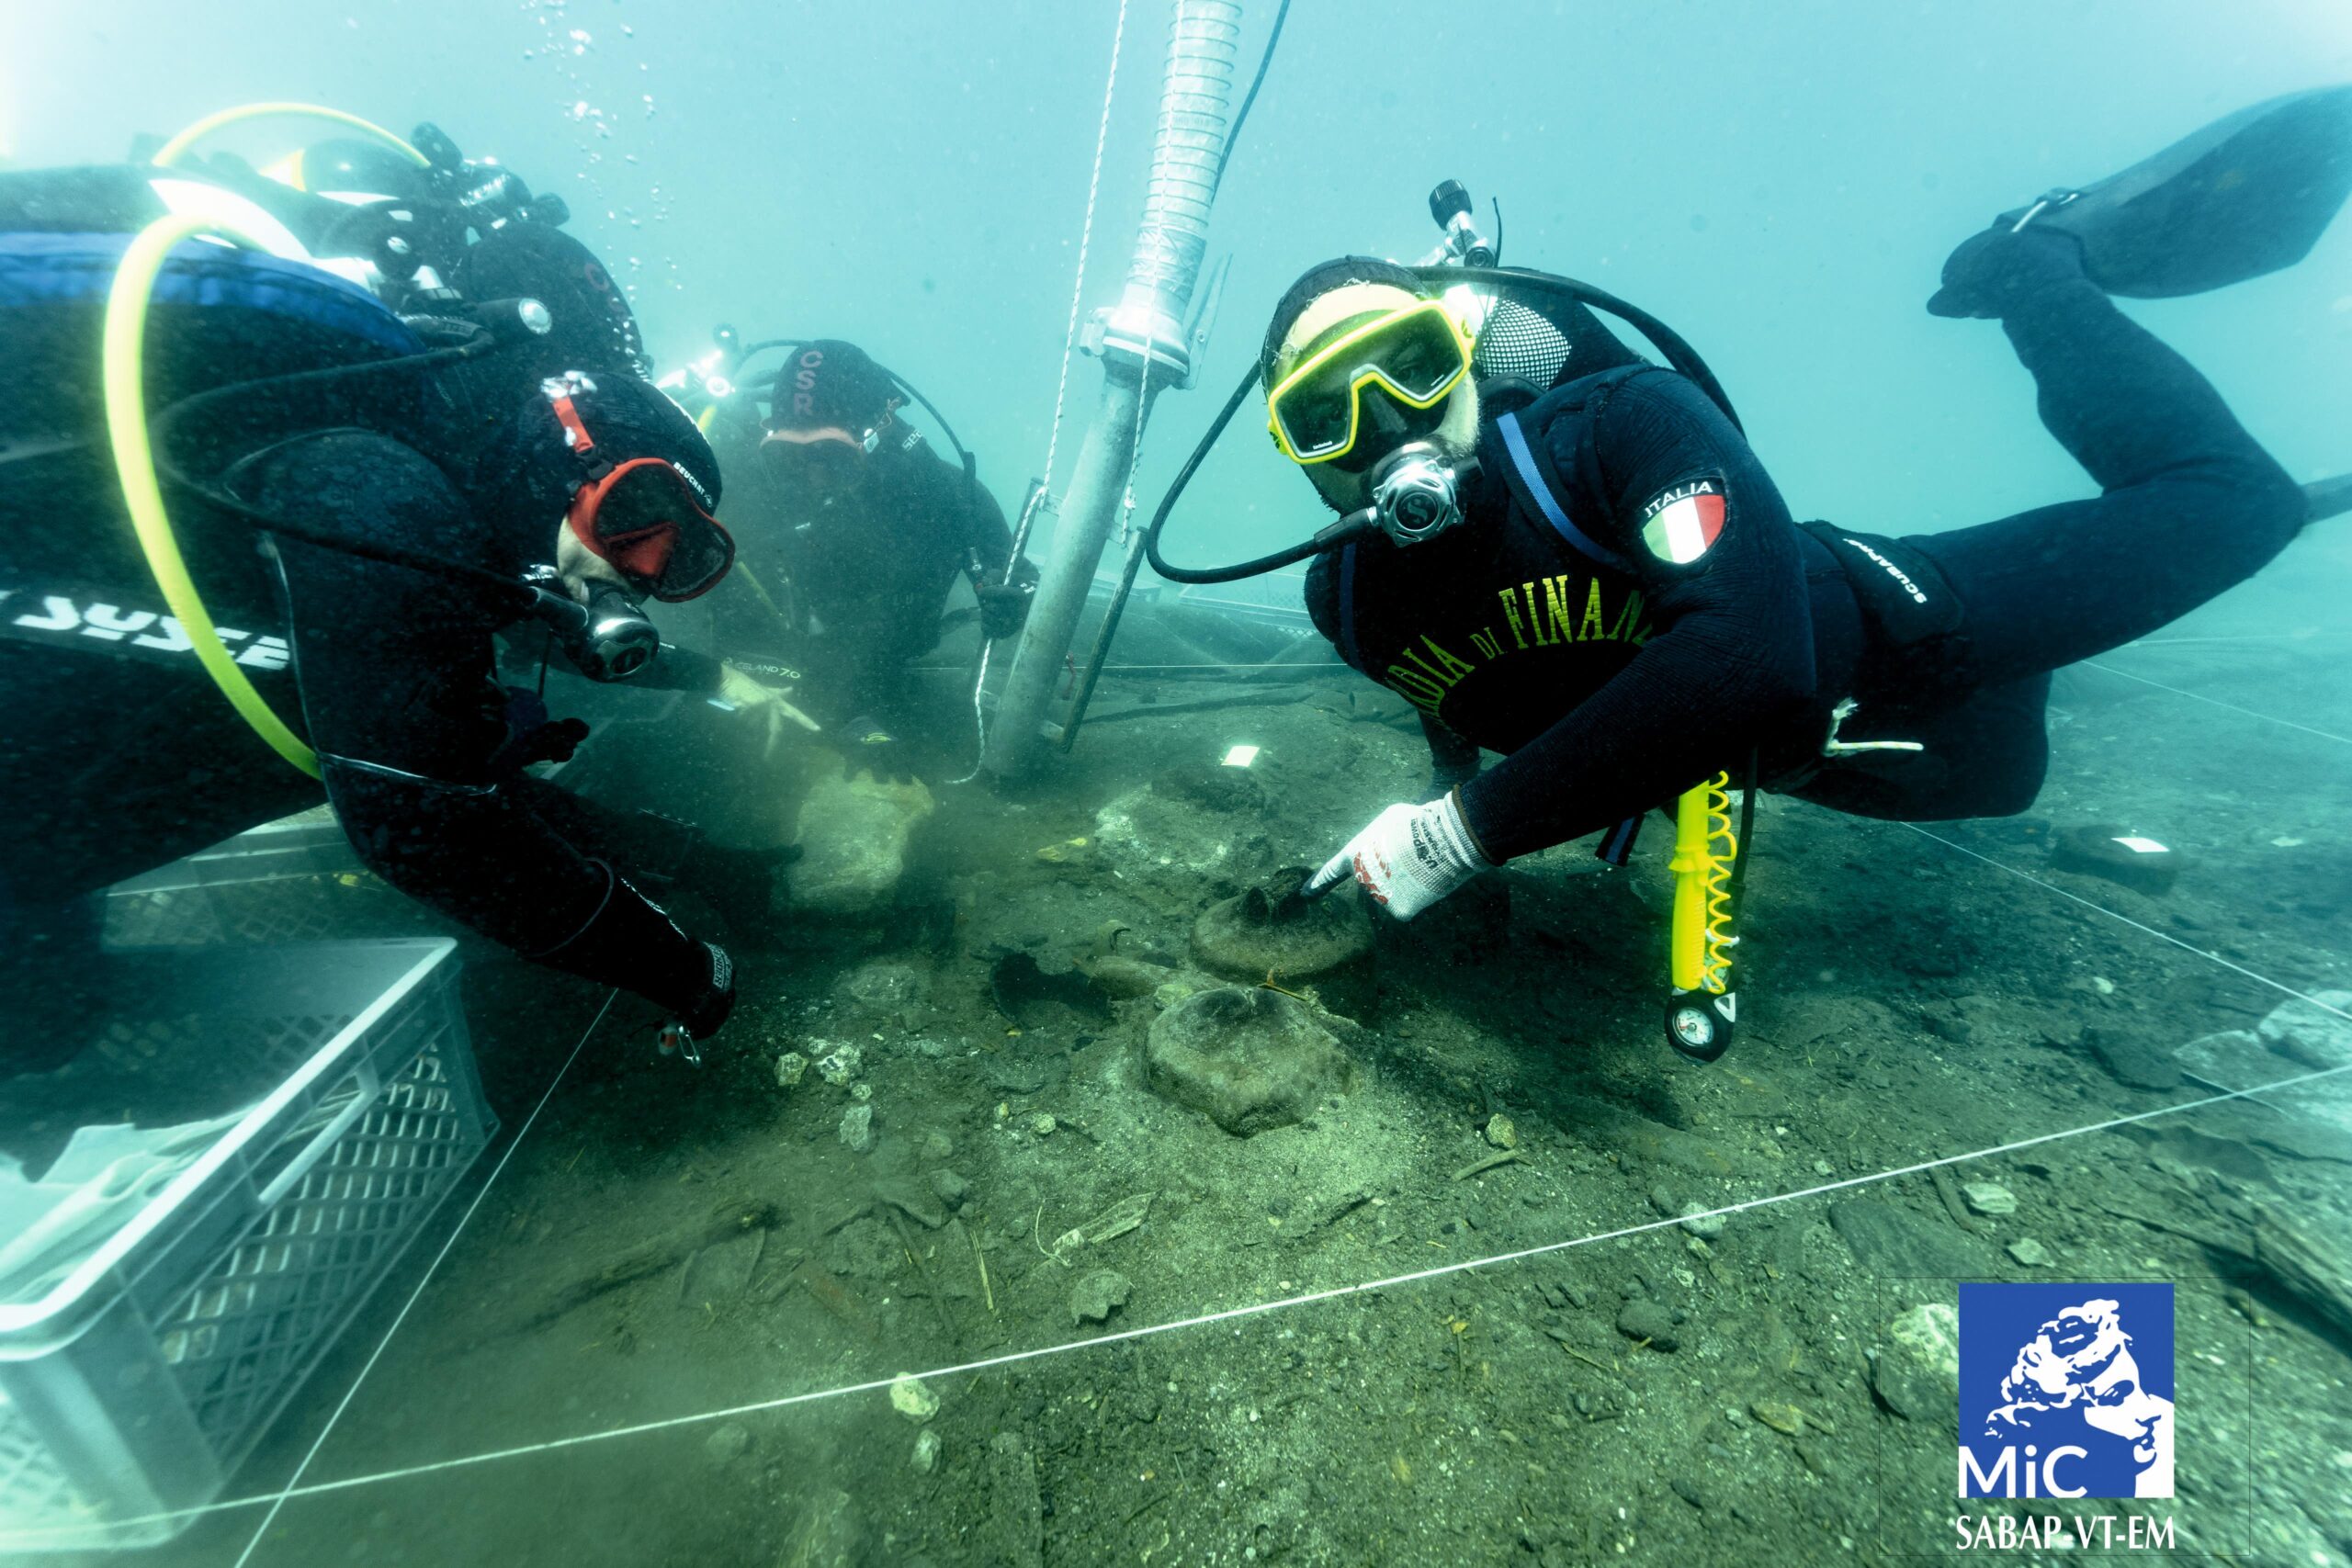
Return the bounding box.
[921,1131,955,1160]
[1749,1400,1806,1437]
[1960,1181,2016,1217]
[1677,1203,1724,1240]
[911,1428,942,1474]
[817,1044,863,1087]
[842,961,925,1012]
[1615,1300,1679,1351]
[1028,1112,1057,1137]
[2257,990,2352,1069]
[839,1103,876,1154]
[705,1421,751,1462]
[890,1373,941,1423]
[928,1168,970,1209]
[1871,1303,1961,1423]
[850,1082,874,1103]
[1070,1268,1133,1325]
[1483,1114,1519,1150]
[2051,824,2182,895]
[2081,1027,2183,1091]
[775,1052,808,1088]
[2007,1237,2051,1268]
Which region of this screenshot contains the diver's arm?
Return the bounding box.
[1419,714,1484,794]
[958,472,1020,581]
[254,434,731,1027]
[1457,372,1815,860]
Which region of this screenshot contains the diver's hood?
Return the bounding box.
[451,224,647,378]
[465,371,722,566]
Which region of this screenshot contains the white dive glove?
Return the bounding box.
[1303,792,1491,920]
[716,663,820,757]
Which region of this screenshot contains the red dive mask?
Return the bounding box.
[546,376,734,601]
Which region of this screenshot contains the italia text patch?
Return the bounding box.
[1637,477,1726,565]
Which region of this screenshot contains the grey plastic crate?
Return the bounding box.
[0,938,494,1553]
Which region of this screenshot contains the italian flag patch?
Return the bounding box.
[1638,478,1726,564]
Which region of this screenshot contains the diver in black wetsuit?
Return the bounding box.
[1280,106,2345,920]
[714,340,1034,782]
[0,152,763,1069]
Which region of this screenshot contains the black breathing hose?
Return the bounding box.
[1419,265,1744,433]
[1215,0,1292,188]
[1140,361,1375,584]
[1142,265,1746,587]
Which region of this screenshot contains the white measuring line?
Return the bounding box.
[1901,823,2349,1010]
[2080,659,2352,746]
[37,1045,2348,1548]
[22,793,2347,1550]
[228,990,618,1568]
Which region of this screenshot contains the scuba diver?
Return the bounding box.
[695,338,1035,783]
[0,116,779,1072]
[1146,90,2352,931]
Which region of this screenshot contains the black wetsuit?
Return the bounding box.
[0,192,731,1056]
[713,429,1014,732]
[1306,272,2308,862]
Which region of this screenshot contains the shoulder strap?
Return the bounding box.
[1493,405,1632,572]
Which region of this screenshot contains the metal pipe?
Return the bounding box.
[983,368,1157,773]
[982,0,1241,777]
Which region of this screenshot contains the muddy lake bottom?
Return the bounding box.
[85,642,2352,1568]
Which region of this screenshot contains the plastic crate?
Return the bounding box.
[0,939,494,1552]
[100,814,437,952]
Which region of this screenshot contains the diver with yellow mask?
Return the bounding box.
[1147,89,2352,1058]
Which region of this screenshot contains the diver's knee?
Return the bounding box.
[1972,751,2049,819]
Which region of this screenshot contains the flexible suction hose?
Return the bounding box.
[1120,1,1242,342]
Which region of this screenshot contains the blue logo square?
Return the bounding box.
[1957,1282,2175,1500]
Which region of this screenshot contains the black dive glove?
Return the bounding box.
[975,581,1035,640]
[544,868,736,1041]
[842,716,919,784]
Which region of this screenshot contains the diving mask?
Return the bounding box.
[1266,298,1475,466]
[546,377,735,602]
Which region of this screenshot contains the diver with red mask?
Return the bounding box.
[707,339,1034,784]
[0,141,763,1071]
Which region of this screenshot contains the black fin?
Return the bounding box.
[2012,85,2352,298]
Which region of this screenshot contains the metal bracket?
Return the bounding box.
[1822,696,1925,758]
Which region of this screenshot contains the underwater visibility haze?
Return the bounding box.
[1,2,2350,1565]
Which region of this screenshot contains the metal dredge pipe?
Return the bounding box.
[983,1,1241,777]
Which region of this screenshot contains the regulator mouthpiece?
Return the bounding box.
[1371,444,1465,546]
[523,570,661,682]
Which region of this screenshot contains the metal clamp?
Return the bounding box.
[657,1021,704,1066]
[2009,187,2082,234]
[1822,696,1925,759]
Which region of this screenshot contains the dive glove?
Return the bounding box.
[842,716,919,784]
[1304,792,1490,920]
[975,581,1035,640]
